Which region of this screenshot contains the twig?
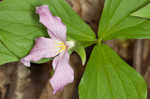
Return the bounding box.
[133,39,144,73]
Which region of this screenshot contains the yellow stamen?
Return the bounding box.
[56,42,66,54]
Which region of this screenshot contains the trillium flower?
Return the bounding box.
[21,5,74,94]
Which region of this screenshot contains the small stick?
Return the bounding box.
[133,39,144,73]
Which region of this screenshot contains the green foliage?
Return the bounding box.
[103,16,150,40]
[74,46,86,65]
[98,0,150,40]
[79,0,150,98]
[0,0,48,64]
[79,44,147,99]
[0,42,18,64]
[132,3,150,18]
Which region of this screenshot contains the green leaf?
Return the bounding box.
[0,0,96,65]
[103,16,150,40]
[79,44,147,99]
[0,42,18,64]
[98,0,150,40]
[74,46,86,65]
[0,0,48,65]
[132,3,150,18]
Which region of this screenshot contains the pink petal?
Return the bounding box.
[36,5,67,41]
[21,37,62,67]
[50,51,74,94]
[52,52,60,70]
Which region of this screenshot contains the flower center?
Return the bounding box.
[56,40,75,55]
[56,42,66,54]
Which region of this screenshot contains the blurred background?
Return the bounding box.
[0,0,150,99]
